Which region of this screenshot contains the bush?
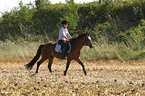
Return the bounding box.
[0,2,35,41]
[118,19,145,43]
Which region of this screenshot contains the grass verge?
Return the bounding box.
[0,40,145,61]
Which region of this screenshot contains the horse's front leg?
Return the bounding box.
[64,60,71,76]
[75,58,87,75]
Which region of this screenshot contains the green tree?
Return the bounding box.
[35,0,50,10]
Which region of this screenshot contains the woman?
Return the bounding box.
[58,20,72,59]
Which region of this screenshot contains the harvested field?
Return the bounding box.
[0,59,145,95]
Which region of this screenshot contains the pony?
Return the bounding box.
[25,33,93,76]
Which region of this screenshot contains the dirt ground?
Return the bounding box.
[0,59,145,95]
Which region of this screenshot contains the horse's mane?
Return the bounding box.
[69,33,89,42]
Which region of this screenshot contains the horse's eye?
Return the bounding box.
[85,39,88,42]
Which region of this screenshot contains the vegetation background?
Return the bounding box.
[0,0,145,60]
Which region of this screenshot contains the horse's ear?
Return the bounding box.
[88,29,92,35]
[88,31,92,36]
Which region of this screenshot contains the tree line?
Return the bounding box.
[0,0,145,43]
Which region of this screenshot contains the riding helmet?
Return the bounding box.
[61,20,68,25]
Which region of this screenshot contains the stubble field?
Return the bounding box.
[0,59,145,96]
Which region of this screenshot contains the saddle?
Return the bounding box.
[55,43,71,53]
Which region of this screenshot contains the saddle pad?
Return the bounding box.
[55,44,61,52]
[55,43,71,53]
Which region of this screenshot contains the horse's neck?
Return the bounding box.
[72,39,84,51]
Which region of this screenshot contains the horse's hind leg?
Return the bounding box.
[48,56,54,73]
[35,58,46,74]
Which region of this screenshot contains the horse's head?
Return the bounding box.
[83,34,93,48]
[70,33,93,48]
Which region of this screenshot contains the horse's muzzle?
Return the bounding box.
[89,43,93,48]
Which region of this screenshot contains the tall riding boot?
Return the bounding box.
[62,47,67,59]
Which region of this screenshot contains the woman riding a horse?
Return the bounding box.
[58,20,72,59]
[25,20,93,76]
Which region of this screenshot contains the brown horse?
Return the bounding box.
[25,33,93,76]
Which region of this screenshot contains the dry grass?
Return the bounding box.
[0,59,145,95]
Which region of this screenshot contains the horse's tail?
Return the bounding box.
[25,44,44,70]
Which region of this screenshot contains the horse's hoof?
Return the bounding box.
[64,73,66,76]
[51,71,54,74]
[64,71,66,76]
